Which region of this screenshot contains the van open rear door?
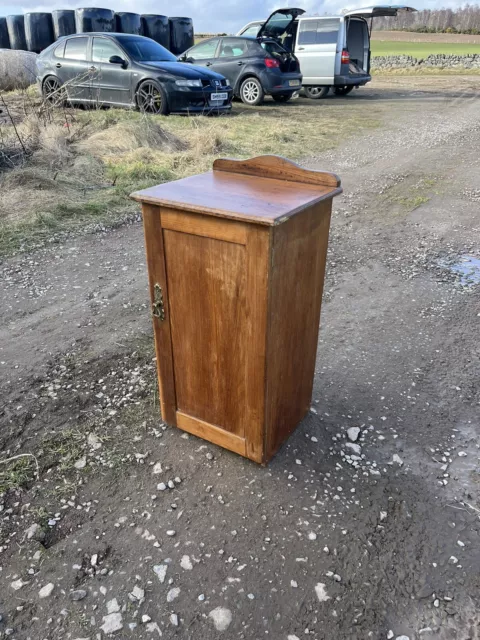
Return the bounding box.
[343,6,416,19]
[256,8,305,40]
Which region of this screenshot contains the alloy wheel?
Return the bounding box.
[242,80,260,104]
[138,82,163,114]
[43,77,61,103]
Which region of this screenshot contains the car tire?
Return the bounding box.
[239,77,265,106]
[42,76,63,104]
[334,86,354,96]
[272,93,293,103]
[136,80,169,115]
[304,86,330,100]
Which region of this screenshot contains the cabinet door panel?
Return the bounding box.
[163,229,247,437]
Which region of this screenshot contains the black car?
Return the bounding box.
[36,33,233,115]
[179,36,302,106]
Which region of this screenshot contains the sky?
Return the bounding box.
[0,0,473,34]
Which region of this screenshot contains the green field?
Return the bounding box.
[371,40,480,57]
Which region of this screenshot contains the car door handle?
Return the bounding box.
[205,62,212,66]
[297,47,305,50]
[236,61,244,65]
[55,62,62,68]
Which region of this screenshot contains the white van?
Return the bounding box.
[237,6,415,98]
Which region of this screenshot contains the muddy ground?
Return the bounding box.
[0,77,479,640]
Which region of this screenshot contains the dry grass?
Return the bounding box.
[0,92,381,256]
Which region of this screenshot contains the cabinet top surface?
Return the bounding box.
[131,156,342,226]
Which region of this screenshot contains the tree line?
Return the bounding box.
[372,5,480,34]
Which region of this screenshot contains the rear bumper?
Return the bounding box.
[334,73,371,87]
[258,70,303,95]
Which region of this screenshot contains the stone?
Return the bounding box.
[130,586,145,602]
[11,579,27,591]
[157,482,167,491]
[142,615,151,623]
[387,632,394,639]
[307,532,317,541]
[74,456,87,470]
[180,555,193,570]
[315,583,330,602]
[87,433,102,450]
[392,454,404,466]
[347,427,361,442]
[100,612,123,634]
[39,583,54,598]
[209,607,232,632]
[345,442,361,456]
[107,598,120,614]
[167,587,180,602]
[395,636,410,640]
[153,564,167,583]
[70,589,88,601]
[170,613,179,626]
[166,530,176,537]
[153,462,163,474]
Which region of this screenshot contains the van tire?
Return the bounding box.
[334,86,354,96]
[304,86,329,99]
[239,77,265,106]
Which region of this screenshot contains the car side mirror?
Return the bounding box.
[179,55,193,63]
[109,55,127,68]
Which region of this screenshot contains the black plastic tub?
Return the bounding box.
[25,12,55,53]
[75,8,115,33]
[7,15,27,51]
[0,17,11,49]
[115,12,141,35]
[141,14,170,49]
[52,9,76,39]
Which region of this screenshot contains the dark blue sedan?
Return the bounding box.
[36,33,233,115]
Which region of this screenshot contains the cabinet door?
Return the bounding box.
[145,208,269,462]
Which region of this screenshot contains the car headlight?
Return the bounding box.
[175,79,202,87]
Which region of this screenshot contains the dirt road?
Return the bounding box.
[1,77,479,639]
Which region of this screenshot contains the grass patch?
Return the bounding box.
[371,40,480,57]
[0,96,380,257]
[0,455,38,493]
[380,175,438,214]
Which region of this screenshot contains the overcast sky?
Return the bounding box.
[0,0,471,34]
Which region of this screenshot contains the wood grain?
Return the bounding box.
[131,170,342,226]
[264,200,333,460]
[244,225,271,463]
[161,207,247,245]
[163,229,247,437]
[141,204,177,425]
[213,155,341,188]
[176,411,246,457]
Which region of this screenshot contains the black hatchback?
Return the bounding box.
[36,33,233,115]
[179,37,302,106]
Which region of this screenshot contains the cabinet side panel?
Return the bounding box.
[141,204,177,425]
[265,201,332,461]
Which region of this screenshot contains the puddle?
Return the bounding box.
[439,254,480,288]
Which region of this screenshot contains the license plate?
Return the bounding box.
[210,92,228,101]
[289,80,301,87]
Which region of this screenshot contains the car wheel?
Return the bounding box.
[42,76,63,104]
[304,86,329,99]
[272,93,293,103]
[334,86,354,96]
[137,80,169,115]
[240,77,264,106]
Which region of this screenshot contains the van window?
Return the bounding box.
[242,23,262,37]
[64,37,89,61]
[298,19,339,45]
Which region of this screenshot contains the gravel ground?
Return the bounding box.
[0,77,479,640]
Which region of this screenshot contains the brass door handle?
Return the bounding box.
[152,283,165,320]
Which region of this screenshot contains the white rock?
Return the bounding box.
[39,583,54,598]
[87,433,102,450]
[90,554,98,567]
[11,579,27,591]
[345,442,361,456]
[448,556,458,564]
[167,587,180,602]
[392,454,404,466]
[25,523,40,540]
[395,636,410,640]
[130,586,145,602]
[457,540,465,547]
[347,427,361,442]
[209,607,232,632]
[141,614,151,623]
[307,532,317,541]
[170,613,179,626]
[288,636,301,640]
[101,612,123,634]
[433,599,440,607]
[380,511,388,521]
[157,482,167,491]
[106,598,120,614]
[458,451,467,457]
[166,530,176,537]
[290,580,298,588]
[153,462,163,474]
[153,564,167,583]
[387,632,394,639]
[315,583,330,602]
[180,555,193,570]
[74,456,87,470]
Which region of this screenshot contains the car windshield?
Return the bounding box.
[120,37,176,62]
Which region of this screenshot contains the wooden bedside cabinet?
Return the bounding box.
[131,155,342,464]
